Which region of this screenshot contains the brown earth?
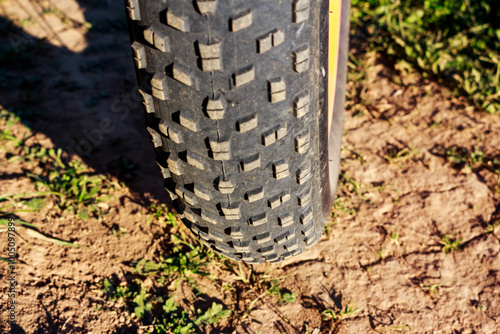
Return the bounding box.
[0,0,499,333]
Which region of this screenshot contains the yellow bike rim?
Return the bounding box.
[328,0,343,136]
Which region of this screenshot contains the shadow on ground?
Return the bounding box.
[0,0,168,206]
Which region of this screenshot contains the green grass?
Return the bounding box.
[351,0,500,113]
[434,145,499,171]
[384,145,420,166]
[1,109,116,221]
[420,282,443,295]
[101,278,230,333]
[431,145,500,191]
[99,208,230,333]
[23,147,116,220]
[390,231,400,245]
[484,221,499,235]
[266,278,297,305]
[321,302,362,324]
[439,234,463,253]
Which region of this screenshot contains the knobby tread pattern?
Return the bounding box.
[126,0,326,263]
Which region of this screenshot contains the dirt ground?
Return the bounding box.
[0,0,499,333]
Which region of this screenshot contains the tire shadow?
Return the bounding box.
[0,0,168,206]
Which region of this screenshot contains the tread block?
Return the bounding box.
[223,252,243,261]
[296,163,311,185]
[168,126,184,144]
[275,231,291,245]
[198,41,222,71]
[294,44,310,64]
[294,93,310,118]
[214,241,237,253]
[295,131,311,154]
[231,9,252,32]
[167,156,183,175]
[164,181,178,200]
[298,189,312,207]
[208,229,225,242]
[194,184,212,201]
[233,240,251,252]
[242,255,256,262]
[293,0,310,23]
[293,45,310,73]
[156,161,170,179]
[139,89,155,114]
[188,224,200,236]
[241,154,260,171]
[179,113,199,132]
[265,253,279,261]
[209,138,231,160]
[269,192,289,208]
[190,223,201,236]
[273,160,289,180]
[234,66,255,87]
[146,127,162,148]
[257,29,284,53]
[221,202,242,220]
[186,151,205,170]
[154,33,170,52]
[198,230,210,241]
[302,225,315,238]
[268,78,286,103]
[249,213,267,226]
[259,245,275,256]
[282,251,293,259]
[183,207,199,223]
[285,242,299,251]
[181,186,199,206]
[278,213,294,228]
[257,32,272,54]
[143,26,155,44]
[217,177,235,194]
[237,114,258,133]
[276,124,287,140]
[174,184,185,199]
[292,248,305,256]
[262,128,277,146]
[304,236,317,246]
[175,185,198,206]
[172,63,199,90]
[143,26,170,52]
[201,58,222,72]
[228,226,245,239]
[196,0,217,15]
[281,192,291,203]
[166,9,190,32]
[273,30,285,47]
[206,96,226,120]
[151,73,168,100]
[158,118,169,137]
[246,187,264,203]
[255,231,272,244]
[269,256,283,263]
[202,210,222,225]
[268,194,281,209]
[126,0,141,20]
[300,209,313,225]
[261,124,286,146]
[131,42,147,69]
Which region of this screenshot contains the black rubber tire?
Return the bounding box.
[124,0,348,263]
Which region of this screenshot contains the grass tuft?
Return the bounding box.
[351,0,500,113]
